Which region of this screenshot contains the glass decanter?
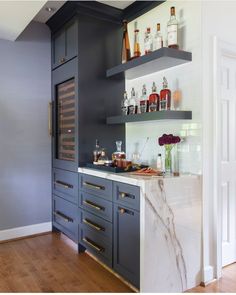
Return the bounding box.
[112,141,126,166]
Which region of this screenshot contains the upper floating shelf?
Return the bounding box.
[106,47,192,80]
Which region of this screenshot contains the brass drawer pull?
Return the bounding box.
[54,180,73,189]
[119,207,134,216]
[83,181,105,191]
[83,218,104,231]
[119,208,126,214]
[53,211,73,223]
[60,57,66,63]
[119,192,135,199]
[83,200,103,211]
[120,192,126,198]
[82,237,104,252]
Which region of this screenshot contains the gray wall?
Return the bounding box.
[0,21,51,230]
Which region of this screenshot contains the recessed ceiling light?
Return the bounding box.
[45,7,56,12]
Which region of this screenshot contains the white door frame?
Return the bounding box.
[213,37,236,278]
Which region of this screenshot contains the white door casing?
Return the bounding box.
[213,38,236,276]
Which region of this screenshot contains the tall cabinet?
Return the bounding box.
[48,2,125,244]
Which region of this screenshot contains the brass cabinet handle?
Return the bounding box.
[60,57,66,63]
[83,218,104,231]
[82,237,104,252]
[53,211,73,223]
[48,102,52,136]
[120,192,126,198]
[119,207,134,216]
[83,181,105,191]
[83,200,103,211]
[119,208,126,214]
[119,192,135,199]
[54,180,73,189]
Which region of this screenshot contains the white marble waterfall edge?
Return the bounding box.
[78,168,202,292]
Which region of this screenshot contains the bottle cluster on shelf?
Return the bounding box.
[122,6,179,63]
[121,77,172,115]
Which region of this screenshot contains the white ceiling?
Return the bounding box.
[0,1,47,41]
[34,1,66,23]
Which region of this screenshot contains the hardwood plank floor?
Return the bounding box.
[188,263,236,293]
[0,232,132,292]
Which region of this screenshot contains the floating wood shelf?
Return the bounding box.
[106,110,192,125]
[106,47,192,80]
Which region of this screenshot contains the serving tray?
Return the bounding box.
[86,163,148,173]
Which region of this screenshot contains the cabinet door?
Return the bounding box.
[52,29,65,69]
[52,58,78,172]
[65,19,78,62]
[113,204,140,289]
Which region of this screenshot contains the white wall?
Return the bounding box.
[126,1,202,175]
[201,0,236,283]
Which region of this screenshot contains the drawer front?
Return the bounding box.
[79,210,112,242]
[79,174,112,201]
[53,195,77,242]
[53,168,78,204]
[79,191,112,222]
[113,181,140,211]
[79,226,112,267]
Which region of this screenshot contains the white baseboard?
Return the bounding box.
[203,265,214,284]
[0,222,52,242]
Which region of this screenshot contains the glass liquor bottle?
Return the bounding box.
[167,6,179,49]
[122,20,131,63]
[133,21,141,59]
[153,23,163,50]
[97,149,108,165]
[112,141,126,166]
[121,91,129,115]
[160,77,171,111]
[140,84,149,113]
[149,82,160,112]
[93,139,101,163]
[128,87,138,115]
[144,27,153,55]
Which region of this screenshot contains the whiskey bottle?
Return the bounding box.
[149,82,160,112]
[112,141,126,167]
[122,20,131,63]
[128,87,137,115]
[160,77,171,111]
[144,28,153,55]
[167,7,179,49]
[133,21,141,59]
[121,91,129,115]
[93,139,101,163]
[140,84,149,113]
[153,23,163,50]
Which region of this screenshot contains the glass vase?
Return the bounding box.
[165,144,172,174]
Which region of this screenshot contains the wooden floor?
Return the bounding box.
[0,232,132,292]
[188,263,236,293]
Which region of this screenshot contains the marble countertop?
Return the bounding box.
[78,167,200,187]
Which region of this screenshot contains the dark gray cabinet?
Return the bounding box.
[52,18,78,69]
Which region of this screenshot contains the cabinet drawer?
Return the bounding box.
[113,182,140,211]
[79,226,112,267]
[79,210,112,242]
[53,168,78,204]
[79,191,112,222]
[79,174,112,201]
[53,195,77,242]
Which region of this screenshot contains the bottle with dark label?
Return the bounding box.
[149,82,159,112]
[93,139,101,163]
[121,91,129,115]
[160,77,171,111]
[122,20,131,63]
[167,7,179,49]
[153,23,163,50]
[144,27,153,55]
[128,87,137,115]
[133,21,141,59]
[140,84,149,113]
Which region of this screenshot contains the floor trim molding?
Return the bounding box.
[0,222,52,242]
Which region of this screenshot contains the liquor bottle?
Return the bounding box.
[140,84,149,113]
[128,87,138,115]
[160,77,171,111]
[156,153,163,171]
[93,139,101,163]
[144,28,153,55]
[97,149,108,165]
[122,20,131,63]
[112,141,126,167]
[133,21,141,59]
[153,23,163,50]
[121,91,129,115]
[149,82,160,112]
[167,6,179,49]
